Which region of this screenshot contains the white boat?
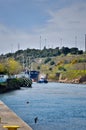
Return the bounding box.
[38,77,48,83]
[38,74,48,83]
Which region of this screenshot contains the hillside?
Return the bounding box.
[32,54,86,83]
[0,47,86,84]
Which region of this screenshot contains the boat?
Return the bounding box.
[38,74,48,83]
[38,77,48,83]
[28,70,39,82]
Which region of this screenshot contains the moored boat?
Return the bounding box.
[38,77,48,83]
[38,74,48,83]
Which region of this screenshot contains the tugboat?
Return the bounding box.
[38,74,48,83]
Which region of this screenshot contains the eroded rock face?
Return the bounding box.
[79,75,86,83]
[58,74,86,84]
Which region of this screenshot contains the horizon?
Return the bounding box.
[0,46,84,56]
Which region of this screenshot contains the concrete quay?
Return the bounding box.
[0,101,32,130]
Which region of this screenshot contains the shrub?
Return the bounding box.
[44,57,51,64]
[50,61,55,65]
[78,58,86,63]
[71,59,78,64]
[49,67,52,71]
[58,66,66,71]
[37,66,40,70]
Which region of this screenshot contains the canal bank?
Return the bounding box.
[0,101,32,130]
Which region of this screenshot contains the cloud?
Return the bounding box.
[0,1,86,54]
[47,2,86,30]
[0,24,41,54]
[34,1,86,49]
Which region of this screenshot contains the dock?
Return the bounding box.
[0,101,32,130]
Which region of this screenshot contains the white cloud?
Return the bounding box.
[0,1,86,54]
[47,2,86,30]
[34,1,86,50]
[0,24,40,54]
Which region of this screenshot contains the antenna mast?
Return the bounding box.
[18,43,20,51]
[85,34,86,52]
[40,36,41,50]
[75,36,77,48]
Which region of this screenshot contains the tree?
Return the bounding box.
[5,58,22,75]
[70,47,78,54]
[60,47,70,55]
[0,63,5,74]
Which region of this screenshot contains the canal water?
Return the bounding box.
[0,82,86,130]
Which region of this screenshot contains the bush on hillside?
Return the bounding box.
[49,67,52,71]
[37,66,40,70]
[50,61,55,65]
[71,59,78,64]
[44,57,51,64]
[58,66,66,71]
[78,58,86,63]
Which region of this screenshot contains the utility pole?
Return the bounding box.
[85,34,86,52]
[75,36,77,48]
[60,38,62,48]
[22,55,25,70]
[28,57,31,79]
[45,38,46,48]
[11,44,13,53]
[18,43,20,51]
[40,36,41,50]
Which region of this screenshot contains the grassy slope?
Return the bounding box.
[32,54,86,81]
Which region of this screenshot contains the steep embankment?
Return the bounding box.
[35,54,86,84]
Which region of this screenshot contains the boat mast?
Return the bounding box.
[28,57,31,79]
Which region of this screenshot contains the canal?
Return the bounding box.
[0,82,86,130]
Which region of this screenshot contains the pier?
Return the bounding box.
[0,101,32,130]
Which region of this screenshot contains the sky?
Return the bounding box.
[0,0,86,54]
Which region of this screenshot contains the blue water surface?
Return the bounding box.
[0,82,86,130]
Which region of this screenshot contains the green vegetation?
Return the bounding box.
[50,61,55,66]
[0,46,86,83]
[0,58,22,75]
[35,54,86,82]
[44,57,51,64]
[0,46,83,60]
[0,78,32,93]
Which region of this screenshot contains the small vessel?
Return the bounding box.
[38,77,48,83]
[28,70,39,82]
[38,74,48,83]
